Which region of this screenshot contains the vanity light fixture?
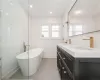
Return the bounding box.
[30,5,33,8]
[75,10,82,15]
[50,12,52,14]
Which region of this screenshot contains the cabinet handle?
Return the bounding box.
[64,71,67,73]
[58,69,60,71]
[58,52,60,54]
[63,58,65,60]
[62,67,64,69]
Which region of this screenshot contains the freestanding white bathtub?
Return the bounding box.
[16,48,44,76]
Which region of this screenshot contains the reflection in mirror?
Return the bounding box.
[68,0,100,36]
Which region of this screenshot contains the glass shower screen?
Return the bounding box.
[0,0,31,80]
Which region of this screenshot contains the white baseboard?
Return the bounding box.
[43,58,57,59]
[2,67,19,80]
[43,57,57,58]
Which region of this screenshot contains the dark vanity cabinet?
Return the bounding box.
[76,58,100,80]
[57,46,74,80]
[57,46,100,80]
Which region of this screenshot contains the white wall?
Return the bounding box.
[31,17,63,58]
[93,14,100,30]
[0,0,28,77]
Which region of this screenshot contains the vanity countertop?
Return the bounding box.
[58,43,100,58]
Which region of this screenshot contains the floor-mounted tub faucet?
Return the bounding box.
[23,42,30,52]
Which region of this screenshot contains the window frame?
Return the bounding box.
[51,24,62,39]
[40,24,62,40]
[40,25,50,39]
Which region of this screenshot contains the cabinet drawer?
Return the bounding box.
[57,55,62,69]
[57,46,74,80]
[57,46,74,73]
[61,62,73,80]
[63,56,74,73]
[57,57,73,80]
[57,52,73,79]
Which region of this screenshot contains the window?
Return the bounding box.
[41,26,49,38]
[41,25,61,39]
[69,25,73,36]
[52,25,60,38]
[69,25,83,36]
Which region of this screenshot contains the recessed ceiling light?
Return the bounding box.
[30,5,33,8]
[6,13,9,16]
[50,12,52,14]
[9,0,13,5]
[75,10,82,15]
[0,9,3,12]
[10,2,13,5]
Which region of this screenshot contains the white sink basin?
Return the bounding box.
[74,47,93,50]
[58,43,100,58]
[63,45,93,50]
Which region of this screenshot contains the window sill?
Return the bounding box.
[51,38,63,40]
[40,37,63,40]
[40,37,50,40]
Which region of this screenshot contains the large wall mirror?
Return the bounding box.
[68,0,100,36]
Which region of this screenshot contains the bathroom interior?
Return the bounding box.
[0,0,100,80]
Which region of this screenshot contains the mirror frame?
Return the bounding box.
[67,0,100,37]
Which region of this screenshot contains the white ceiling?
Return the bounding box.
[18,0,75,18]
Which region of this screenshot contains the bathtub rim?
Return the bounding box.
[16,48,44,60]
